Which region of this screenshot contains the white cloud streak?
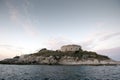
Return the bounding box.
[0,44,24,60]
[43,31,120,51]
[44,37,74,50]
[96,47,120,61]
[81,31,120,50]
[100,32,120,41]
[0,44,34,60]
[6,0,39,37]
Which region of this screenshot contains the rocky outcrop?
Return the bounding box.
[18,55,58,64]
[0,55,118,65]
[0,48,119,65]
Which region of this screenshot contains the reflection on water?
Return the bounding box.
[0,64,120,80]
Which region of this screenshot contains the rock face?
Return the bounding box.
[0,48,118,65]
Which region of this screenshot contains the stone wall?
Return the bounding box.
[61,45,81,52]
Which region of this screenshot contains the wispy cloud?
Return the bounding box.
[100,32,120,41]
[22,21,38,37]
[96,46,120,61]
[0,44,25,54]
[0,44,24,60]
[6,0,20,24]
[78,31,120,50]
[44,37,74,50]
[0,44,34,60]
[6,0,38,37]
[43,31,120,51]
[80,39,96,50]
[0,44,24,50]
[10,8,19,24]
[22,0,39,37]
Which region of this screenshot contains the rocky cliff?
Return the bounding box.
[0,48,118,65]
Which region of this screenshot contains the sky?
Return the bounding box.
[0,0,120,60]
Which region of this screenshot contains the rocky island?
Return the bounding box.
[0,44,119,65]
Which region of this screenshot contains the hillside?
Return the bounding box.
[32,48,110,60]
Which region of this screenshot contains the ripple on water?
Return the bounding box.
[0,65,120,80]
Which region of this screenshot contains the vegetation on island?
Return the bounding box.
[30,48,110,60]
[0,47,112,65]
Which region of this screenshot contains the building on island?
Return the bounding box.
[61,44,82,52]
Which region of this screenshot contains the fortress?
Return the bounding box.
[61,44,82,52]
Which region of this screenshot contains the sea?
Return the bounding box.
[0,64,120,80]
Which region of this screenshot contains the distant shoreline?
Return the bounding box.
[1,45,119,66]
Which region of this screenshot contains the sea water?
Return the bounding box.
[0,64,120,80]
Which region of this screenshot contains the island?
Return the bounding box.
[0,44,119,65]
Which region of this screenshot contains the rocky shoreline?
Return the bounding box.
[0,48,119,65]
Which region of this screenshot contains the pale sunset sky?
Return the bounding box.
[0,0,120,60]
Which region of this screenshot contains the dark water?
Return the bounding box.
[0,64,120,80]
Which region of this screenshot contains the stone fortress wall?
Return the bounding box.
[61,44,81,52]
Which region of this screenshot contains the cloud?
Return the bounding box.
[21,0,39,37]
[44,37,74,50]
[100,32,120,41]
[0,44,24,50]
[0,44,25,54]
[6,0,39,37]
[22,21,38,37]
[80,39,96,51]
[72,31,120,51]
[43,31,120,51]
[0,44,33,60]
[10,9,19,24]
[96,47,120,61]
[0,44,23,60]
[6,0,20,24]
